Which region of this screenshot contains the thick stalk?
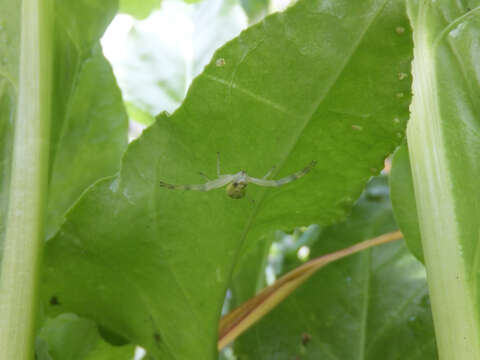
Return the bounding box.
[0,0,52,359]
[407,3,480,358]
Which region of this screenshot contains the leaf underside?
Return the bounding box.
[39,0,412,358]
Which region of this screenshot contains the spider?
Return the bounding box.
[159,153,316,199]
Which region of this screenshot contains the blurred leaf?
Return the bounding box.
[240,0,270,23]
[234,176,437,359]
[119,0,161,19]
[0,0,128,244]
[41,0,412,359]
[125,102,155,126]
[191,0,247,76]
[230,225,321,312]
[390,144,423,261]
[46,1,128,239]
[276,225,323,273]
[219,229,403,350]
[103,0,247,116]
[35,314,135,360]
[230,233,272,311]
[46,47,128,239]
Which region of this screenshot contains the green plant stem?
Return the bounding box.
[407,2,480,358]
[0,0,52,359]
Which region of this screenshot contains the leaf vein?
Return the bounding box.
[204,74,298,117]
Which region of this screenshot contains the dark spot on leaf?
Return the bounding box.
[49,296,60,306]
[301,333,312,346]
[154,332,162,343]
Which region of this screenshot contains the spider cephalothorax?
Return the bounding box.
[159,154,316,199]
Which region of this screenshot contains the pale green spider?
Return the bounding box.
[159,153,316,199]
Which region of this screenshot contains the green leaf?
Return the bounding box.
[103,0,247,116]
[119,0,160,19]
[240,0,270,23]
[46,47,128,239]
[0,0,128,242]
[230,231,272,307]
[118,0,205,19]
[390,144,423,261]
[125,102,155,126]
[35,314,136,360]
[234,176,437,359]
[406,1,480,357]
[45,1,128,239]
[41,0,412,358]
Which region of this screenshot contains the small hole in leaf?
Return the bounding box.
[301,333,312,346]
[49,296,60,306]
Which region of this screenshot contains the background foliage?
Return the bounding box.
[234,177,436,359]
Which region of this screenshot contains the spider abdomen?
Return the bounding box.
[226,182,247,199]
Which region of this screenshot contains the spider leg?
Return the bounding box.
[216,152,221,177]
[198,171,211,181]
[160,175,234,192]
[159,181,209,191]
[247,161,316,187]
[263,165,276,179]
